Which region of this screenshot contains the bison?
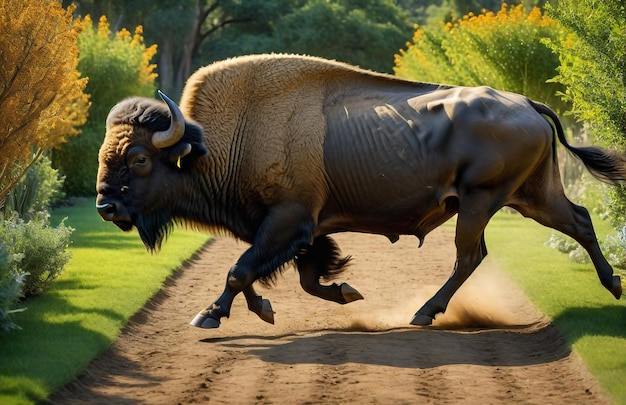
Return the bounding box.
[96,54,623,329]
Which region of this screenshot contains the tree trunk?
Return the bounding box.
[158,37,175,97]
[173,1,203,98]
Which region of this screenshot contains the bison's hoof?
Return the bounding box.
[410,312,434,326]
[189,312,221,329]
[611,275,622,300]
[259,299,275,325]
[340,283,364,303]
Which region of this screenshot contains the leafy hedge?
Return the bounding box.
[0,157,73,332]
[0,212,73,298]
[52,15,157,197]
[0,246,26,332]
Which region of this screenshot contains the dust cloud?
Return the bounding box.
[347,261,541,331]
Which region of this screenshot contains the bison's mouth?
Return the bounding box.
[113,220,134,232]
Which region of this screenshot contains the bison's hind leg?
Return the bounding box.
[517,195,622,300]
[296,235,364,304]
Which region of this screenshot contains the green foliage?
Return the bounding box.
[51,126,102,197]
[0,245,26,333]
[67,0,411,94]
[52,15,157,196]
[546,0,626,147]
[4,167,38,220]
[394,4,569,111]
[546,0,626,229]
[201,0,411,74]
[274,0,410,73]
[608,185,626,229]
[4,156,65,219]
[32,156,66,210]
[0,212,73,298]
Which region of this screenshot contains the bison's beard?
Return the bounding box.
[135,211,175,252]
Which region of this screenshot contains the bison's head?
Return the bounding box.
[96,91,208,250]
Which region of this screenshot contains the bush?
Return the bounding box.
[0,212,73,297]
[601,228,626,271]
[4,156,65,219]
[546,228,626,272]
[0,1,88,204]
[0,245,26,333]
[52,15,157,197]
[546,0,626,229]
[394,4,568,112]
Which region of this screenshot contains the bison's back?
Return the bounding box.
[319,85,555,237]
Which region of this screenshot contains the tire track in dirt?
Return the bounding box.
[50,228,609,404]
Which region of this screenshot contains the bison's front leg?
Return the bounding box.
[242,284,275,324]
[190,281,274,327]
[189,263,256,328]
[190,204,314,329]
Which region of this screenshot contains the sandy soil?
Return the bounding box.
[50,228,609,404]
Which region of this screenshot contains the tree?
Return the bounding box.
[51,15,158,196]
[546,0,626,147]
[394,3,568,112]
[270,0,410,73]
[545,0,626,226]
[67,0,412,94]
[65,0,281,96]
[0,0,89,205]
[200,0,412,74]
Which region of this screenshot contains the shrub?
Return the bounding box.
[394,3,568,112]
[0,0,89,204]
[52,15,157,197]
[0,212,73,297]
[545,0,626,229]
[4,156,65,219]
[0,245,26,333]
[546,228,626,272]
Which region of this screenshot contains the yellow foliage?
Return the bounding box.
[394,3,563,100]
[445,3,556,33]
[0,0,89,199]
[80,14,158,93]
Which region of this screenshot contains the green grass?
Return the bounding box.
[485,210,626,404]
[0,199,209,404]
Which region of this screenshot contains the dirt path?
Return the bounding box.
[51,228,608,404]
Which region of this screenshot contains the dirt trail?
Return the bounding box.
[51,228,608,404]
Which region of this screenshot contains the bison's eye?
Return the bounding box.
[127,147,153,177]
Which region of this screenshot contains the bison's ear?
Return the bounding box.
[166,123,208,169]
[168,143,192,168]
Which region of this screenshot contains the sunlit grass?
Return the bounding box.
[485,210,626,403]
[0,199,209,404]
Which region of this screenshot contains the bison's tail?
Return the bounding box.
[531,100,626,185]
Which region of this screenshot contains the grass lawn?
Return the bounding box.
[0,199,210,404]
[0,201,624,404]
[484,210,626,404]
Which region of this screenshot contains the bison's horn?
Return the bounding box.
[152,90,185,149]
